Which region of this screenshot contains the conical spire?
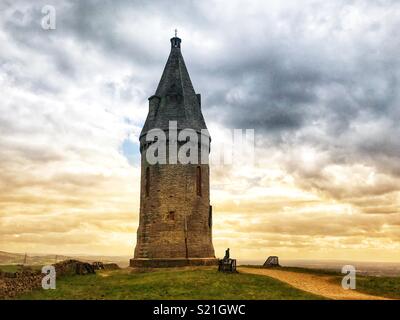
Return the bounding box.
[140,35,207,139]
[154,36,195,98]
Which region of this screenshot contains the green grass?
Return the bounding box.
[17,267,323,300]
[349,275,400,300]
[290,268,400,300]
[0,265,21,273]
[0,265,43,273]
[242,265,400,300]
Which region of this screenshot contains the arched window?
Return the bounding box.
[145,167,150,197]
[196,166,202,196]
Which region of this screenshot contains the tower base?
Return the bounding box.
[130,258,218,268]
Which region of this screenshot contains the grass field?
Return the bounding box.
[4,265,398,300]
[0,265,21,273]
[17,267,324,300]
[355,276,400,299]
[0,265,43,273]
[243,266,400,299]
[280,266,400,299]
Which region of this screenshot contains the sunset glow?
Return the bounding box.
[1,0,399,262]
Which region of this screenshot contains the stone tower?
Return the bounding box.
[130,35,217,267]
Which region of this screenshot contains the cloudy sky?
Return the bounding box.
[1,0,399,262]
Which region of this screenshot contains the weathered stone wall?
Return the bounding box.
[103,263,120,270]
[134,140,215,261]
[131,258,217,268]
[0,260,101,299]
[0,270,42,299]
[54,259,95,276]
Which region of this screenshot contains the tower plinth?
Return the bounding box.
[130,35,217,268]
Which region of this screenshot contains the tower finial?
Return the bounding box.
[170,30,181,48]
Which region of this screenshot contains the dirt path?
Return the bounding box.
[239,267,389,300]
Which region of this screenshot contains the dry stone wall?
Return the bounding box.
[0,269,42,299]
[0,260,119,299]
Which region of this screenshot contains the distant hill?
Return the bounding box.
[0,251,130,267]
[0,251,24,264]
[0,251,70,266]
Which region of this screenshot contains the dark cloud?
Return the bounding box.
[2,0,399,186]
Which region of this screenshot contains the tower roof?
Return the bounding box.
[140,35,207,138]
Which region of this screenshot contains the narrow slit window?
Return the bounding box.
[145,167,150,197]
[168,211,175,221]
[208,206,212,228]
[196,166,202,196]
